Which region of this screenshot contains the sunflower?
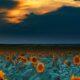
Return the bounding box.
[71,75,80,80]
[22,58,27,64]
[30,56,38,65]
[73,55,80,65]
[0,71,5,78]
[36,62,45,73]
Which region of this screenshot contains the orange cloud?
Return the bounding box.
[0,0,80,23]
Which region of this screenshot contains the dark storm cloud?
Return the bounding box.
[0,4,80,44]
[0,0,17,9]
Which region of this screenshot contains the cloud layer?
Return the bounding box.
[0,0,80,23]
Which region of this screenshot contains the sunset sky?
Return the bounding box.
[0,0,80,44]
